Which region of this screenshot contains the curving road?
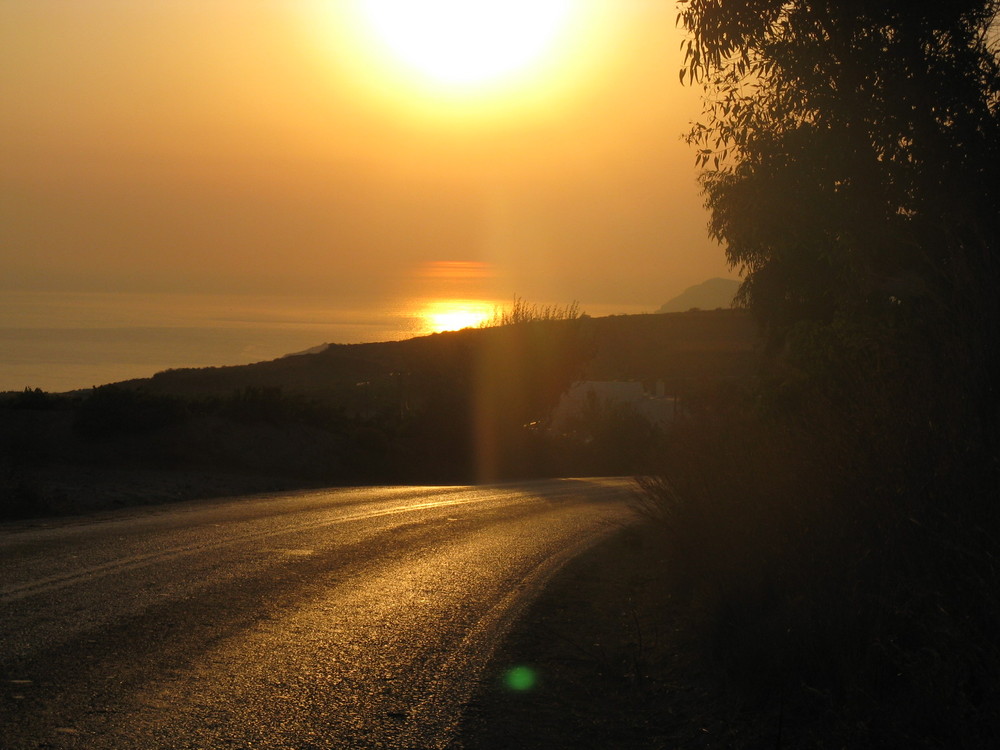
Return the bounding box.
[0,478,637,749]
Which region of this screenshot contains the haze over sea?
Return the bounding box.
[1,291,647,394]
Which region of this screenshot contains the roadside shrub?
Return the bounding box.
[0,482,46,519]
[5,387,62,411]
[74,385,189,439]
[638,370,1000,744]
[558,399,666,477]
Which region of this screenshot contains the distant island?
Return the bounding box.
[657,277,740,313]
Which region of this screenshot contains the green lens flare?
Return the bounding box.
[504,665,537,691]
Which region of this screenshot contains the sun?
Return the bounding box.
[421,300,495,333]
[305,1,625,124]
[350,0,577,91]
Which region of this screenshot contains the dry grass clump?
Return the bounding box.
[483,296,582,327]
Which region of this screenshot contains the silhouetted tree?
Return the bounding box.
[680,0,1000,470]
[680,0,1000,344]
[653,5,1000,740]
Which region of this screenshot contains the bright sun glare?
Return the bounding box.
[422,300,494,333]
[352,0,577,90]
[310,1,623,123]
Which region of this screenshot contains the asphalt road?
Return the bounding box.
[0,478,637,749]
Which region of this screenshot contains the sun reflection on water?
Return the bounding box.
[419,299,496,333]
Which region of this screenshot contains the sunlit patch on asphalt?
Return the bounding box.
[504,665,537,691]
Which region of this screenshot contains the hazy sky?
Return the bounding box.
[1,1,734,391]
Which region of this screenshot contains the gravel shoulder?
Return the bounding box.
[456,521,710,750]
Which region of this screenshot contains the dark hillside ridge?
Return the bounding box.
[578,309,756,389]
[119,310,758,402]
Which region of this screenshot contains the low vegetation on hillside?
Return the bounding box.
[0,310,756,518]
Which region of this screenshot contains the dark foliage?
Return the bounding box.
[74,385,189,439]
[6,387,63,411]
[636,1,1000,744]
[640,376,1000,745]
[681,0,1000,351]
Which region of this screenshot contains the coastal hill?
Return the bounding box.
[124,309,758,405]
[1,310,759,517]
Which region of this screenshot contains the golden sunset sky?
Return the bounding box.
[1,1,732,391]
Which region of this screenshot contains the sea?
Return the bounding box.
[0,291,420,394]
[1,291,650,394]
